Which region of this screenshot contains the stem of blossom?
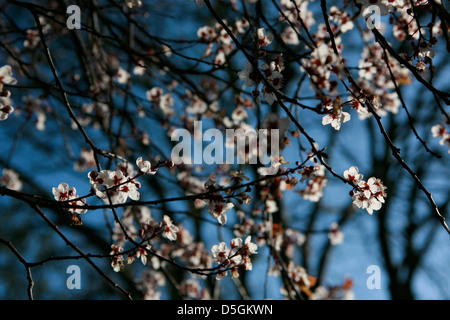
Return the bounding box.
[0,237,34,300]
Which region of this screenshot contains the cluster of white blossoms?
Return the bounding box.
[160,215,180,242]
[223,112,290,173]
[87,158,154,205]
[238,57,284,105]
[238,61,259,88]
[321,96,351,131]
[20,95,47,131]
[140,268,167,300]
[274,262,317,299]
[260,61,284,105]
[179,278,211,300]
[256,27,273,48]
[52,183,88,215]
[88,166,141,204]
[185,89,209,115]
[110,244,125,272]
[344,166,387,215]
[328,222,344,246]
[111,206,151,246]
[133,244,152,266]
[53,157,156,215]
[298,2,358,95]
[354,0,440,48]
[431,122,450,153]
[196,17,249,66]
[236,26,286,106]
[279,0,314,25]
[115,67,130,85]
[329,6,354,33]
[204,179,235,225]
[392,2,442,44]
[23,16,50,49]
[354,3,440,118]
[146,87,175,117]
[278,0,315,45]
[356,0,405,17]
[297,163,328,202]
[109,212,181,273]
[125,0,142,9]
[211,236,258,280]
[355,43,409,119]
[301,43,339,94]
[74,148,96,172]
[0,65,17,121]
[271,259,354,299]
[0,169,23,191]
